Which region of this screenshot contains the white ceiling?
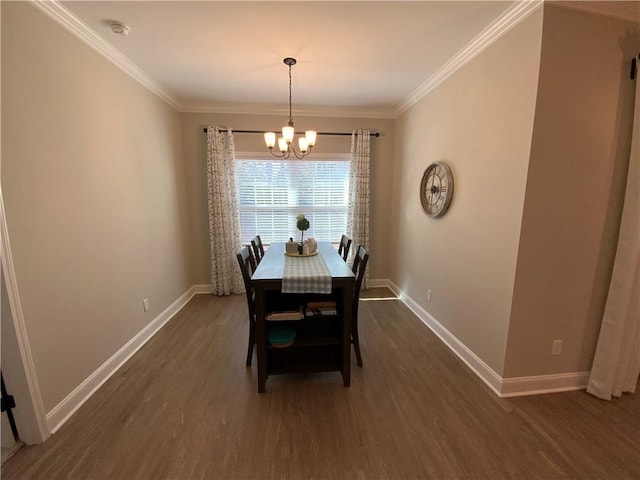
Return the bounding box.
[51,0,638,117]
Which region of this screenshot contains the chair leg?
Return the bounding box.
[246,317,255,366]
[352,321,363,367]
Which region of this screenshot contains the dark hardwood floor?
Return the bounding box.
[2,288,638,479]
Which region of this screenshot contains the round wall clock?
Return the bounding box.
[420,161,454,218]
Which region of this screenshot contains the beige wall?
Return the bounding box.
[1,3,193,412]
[504,5,639,377]
[180,113,395,284]
[389,9,544,375]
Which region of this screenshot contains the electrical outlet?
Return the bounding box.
[427,289,432,301]
[143,298,150,312]
[552,340,562,356]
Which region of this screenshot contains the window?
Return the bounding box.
[235,156,350,245]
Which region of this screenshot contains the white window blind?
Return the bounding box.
[235,157,350,245]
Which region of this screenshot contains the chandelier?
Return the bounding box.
[264,58,317,159]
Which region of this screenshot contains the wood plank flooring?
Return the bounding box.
[2,288,638,479]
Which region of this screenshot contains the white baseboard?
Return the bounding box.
[368,279,589,398]
[368,279,402,298]
[193,284,213,294]
[500,371,590,397]
[46,286,200,433]
[367,278,390,289]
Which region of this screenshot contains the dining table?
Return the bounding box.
[250,241,355,392]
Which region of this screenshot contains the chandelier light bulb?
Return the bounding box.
[264,132,276,149]
[305,130,317,147]
[277,137,288,152]
[298,137,309,153]
[282,126,295,144]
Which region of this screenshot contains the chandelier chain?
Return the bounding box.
[288,63,293,126]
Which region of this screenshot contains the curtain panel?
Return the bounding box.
[587,58,640,400]
[347,129,371,289]
[207,127,243,295]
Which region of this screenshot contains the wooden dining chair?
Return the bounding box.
[350,245,369,366]
[236,246,257,366]
[251,235,265,265]
[338,234,352,261]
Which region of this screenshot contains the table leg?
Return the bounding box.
[255,285,267,393]
[342,281,353,387]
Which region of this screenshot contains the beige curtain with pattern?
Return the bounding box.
[207,127,243,295]
[347,129,371,289]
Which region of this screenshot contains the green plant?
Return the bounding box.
[296,213,310,243]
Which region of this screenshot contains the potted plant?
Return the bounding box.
[296,213,310,253]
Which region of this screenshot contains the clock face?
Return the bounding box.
[420,162,454,218]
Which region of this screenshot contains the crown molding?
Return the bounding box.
[179,102,396,119]
[30,0,542,121]
[31,0,181,110]
[394,0,543,117]
[29,0,394,120]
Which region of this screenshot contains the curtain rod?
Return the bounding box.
[202,128,379,137]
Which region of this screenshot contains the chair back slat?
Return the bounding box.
[350,245,369,367]
[351,245,369,303]
[338,234,352,261]
[237,246,256,303]
[236,246,257,366]
[251,235,265,264]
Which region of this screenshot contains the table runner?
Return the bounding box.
[282,253,332,294]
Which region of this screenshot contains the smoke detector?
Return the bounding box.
[110,22,130,36]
